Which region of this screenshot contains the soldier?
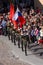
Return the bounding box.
[13,28,16,45]
[7,20,11,40]
[17,27,21,48]
[24,37,27,56]
[26,25,31,49]
[21,28,24,51]
[23,25,28,56]
[10,23,14,43]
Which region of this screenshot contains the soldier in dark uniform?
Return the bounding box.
[21,28,24,51]
[10,24,16,45]
[13,28,16,45]
[7,21,11,40]
[10,23,14,43]
[11,26,16,45]
[23,25,28,56]
[26,25,31,49]
[24,37,27,56]
[16,27,21,48]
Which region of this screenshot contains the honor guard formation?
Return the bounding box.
[0,7,43,56]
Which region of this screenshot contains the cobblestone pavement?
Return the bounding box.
[0,35,30,65]
[29,41,43,59]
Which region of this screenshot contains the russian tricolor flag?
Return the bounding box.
[12,8,26,28]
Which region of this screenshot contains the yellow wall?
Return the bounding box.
[34,0,43,10]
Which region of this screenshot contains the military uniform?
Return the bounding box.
[7,22,11,40]
[13,29,16,45]
[11,28,14,43]
[10,23,14,42]
[21,29,24,51]
[10,24,16,45]
[23,29,28,56]
[26,27,30,49]
[17,28,21,48]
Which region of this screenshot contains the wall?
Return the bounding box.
[34,0,43,10]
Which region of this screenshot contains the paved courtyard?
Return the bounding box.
[0,35,30,65]
[0,35,43,65]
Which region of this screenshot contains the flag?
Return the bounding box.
[17,8,26,28]
[9,3,15,20]
[12,8,19,28]
[12,8,26,28]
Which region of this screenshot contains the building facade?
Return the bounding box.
[14,0,43,10]
[34,0,43,10]
[14,0,34,8]
[0,0,43,13]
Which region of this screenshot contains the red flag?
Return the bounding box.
[18,16,26,28]
[9,3,15,20]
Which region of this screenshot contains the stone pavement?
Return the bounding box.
[29,42,43,59]
[0,35,30,65]
[0,35,43,65]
